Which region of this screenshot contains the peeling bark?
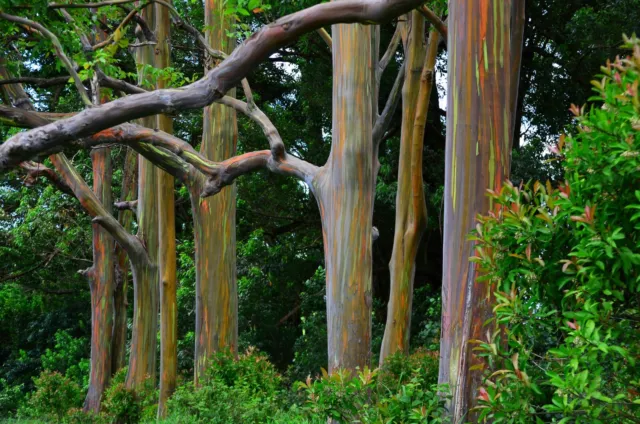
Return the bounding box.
[313,12,375,372]
[112,148,137,375]
[380,12,440,364]
[126,3,159,390]
[438,1,525,421]
[156,1,177,416]
[192,0,238,385]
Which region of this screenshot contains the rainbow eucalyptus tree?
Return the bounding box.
[380,10,442,364]
[0,0,426,406]
[438,0,525,420]
[192,0,239,385]
[155,1,177,416]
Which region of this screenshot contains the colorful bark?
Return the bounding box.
[438,1,525,421]
[112,148,137,375]
[127,3,159,390]
[312,15,375,372]
[84,146,115,412]
[381,13,441,364]
[191,0,239,385]
[155,1,177,417]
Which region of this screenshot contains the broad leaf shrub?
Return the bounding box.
[20,371,83,421]
[470,36,640,423]
[165,348,283,423]
[295,350,449,424]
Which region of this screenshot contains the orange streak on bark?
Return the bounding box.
[314,9,375,373]
[193,0,238,385]
[438,1,524,421]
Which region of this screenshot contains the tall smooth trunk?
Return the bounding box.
[312,17,375,373]
[156,1,177,416]
[192,0,238,384]
[438,1,525,420]
[381,13,440,364]
[112,148,137,375]
[83,146,115,411]
[127,3,159,389]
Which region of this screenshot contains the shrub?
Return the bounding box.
[22,371,83,421]
[470,35,640,423]
[295,352,449,424]
[101,368,157,424]
[165,348,283,423]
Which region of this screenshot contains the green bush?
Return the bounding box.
[21,371,83,421]
[295,351,449,424]
[165,348,283,423]
[101,368,157,424]
[470,36,640,423]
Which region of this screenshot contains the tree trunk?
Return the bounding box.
[127,3,159,390]
[192,0,238,384]
[112,148,137,375]
[156,1,177,417]
[438,1,525,421]
[381,12,440,364]
[83,145,116,412]
[313,16,375,373]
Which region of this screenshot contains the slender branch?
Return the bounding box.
[0,0,425,170]
[373,62,405,145]
[0,12,92,106]
[20,160,73,195]
[49,153,149,264]
[49,0,137,8]
[114,199,138,213]
[316,27,332,49]
[0,105,72,128]
[418,5,447,41]
[378,24,401,78]
[0,75,71,88]
[92,1,152,50]
[216,96,285,159]
[97,69,145,94]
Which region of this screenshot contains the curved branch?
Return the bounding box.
[0,0,423,171]
[0,12,92,106]
[0,105,72,128]
[418,5,447,41]
[20,160,73,195]
[49,153,149,264]
[0,75,71,88]
[373,62,405,145]
[216,96,285,159]
[317,27,332,49]
[49,0,137,8]
[378,24,401,79]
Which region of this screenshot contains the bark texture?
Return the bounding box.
[438,1,525,421]
[112,148,137,375]
[156,1,177,416]
[380,12,440,364]
[126,3,159,390]
[313,12,375,373]
[192,0,239,384]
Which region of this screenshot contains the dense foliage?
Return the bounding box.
[471,37,640,423]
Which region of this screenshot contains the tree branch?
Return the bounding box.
[378,24,401,81]
[0,0,424,171]
[0,12,92,106]
[317,27,332,49]
[418,5,447,41]
[49,0,138,8]
[373,62,405,145]
[20,160,73,195]
[0,75,71,88]
[49,153,149,264]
